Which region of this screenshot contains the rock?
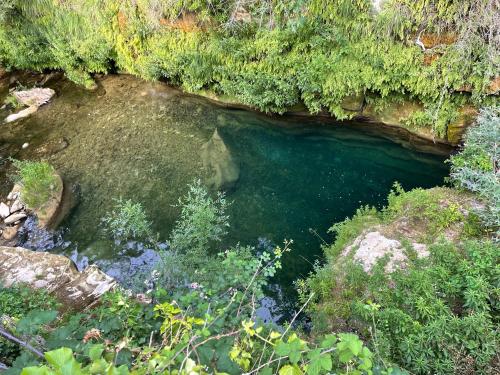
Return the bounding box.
[362,100,423,128]
[22,142,29,149]
[447,105,478,145]
[341,93,365,113]
[10,199,23,213]
[2,225,19,240]
[12,87,55,107]
[53,265,116,311]
[33,172,66,229]
[342,231,428,273]
[4,212,27,225]
[5,105,38,123]
[0,202,9,218]
[201,128,240,191]
[0,246,116,311]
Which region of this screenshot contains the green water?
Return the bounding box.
[0,74,449,318]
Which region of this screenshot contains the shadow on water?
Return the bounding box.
[0,74,449,322]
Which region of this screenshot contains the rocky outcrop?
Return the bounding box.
[201,128,240,191]
[342,231,428,273]
[0,246,116,311]
[5,87,55,123]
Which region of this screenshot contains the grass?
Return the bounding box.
[11,159,57,210]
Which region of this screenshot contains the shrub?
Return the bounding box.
[11,160,57,210]
[102,198,153,242]
[169,179,229,257]
[450,106,499,236]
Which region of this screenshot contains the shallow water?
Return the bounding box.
[0,74,449,320]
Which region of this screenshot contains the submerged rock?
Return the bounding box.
[0,246,116,311]
[201,128,240,191]
[5,87,55,123]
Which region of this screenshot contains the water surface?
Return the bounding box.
[0,74,449,319]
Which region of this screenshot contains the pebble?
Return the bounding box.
[22,143,29,149]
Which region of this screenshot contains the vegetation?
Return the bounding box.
[11,160,57,210]
[0,1,498,137]
[301,108,499,374]
[450,107,499,236]
[102,198,154,242]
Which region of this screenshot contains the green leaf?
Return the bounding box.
[279,364,303,375]
[275,341,290,356]
[20,367,52,375]
[88,344,104,361]
[45,348,74,368]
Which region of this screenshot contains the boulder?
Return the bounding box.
[12,87,55,107]
[342,231,428,273]
[5,105,38,123]
[201,128,240,191]
[33,172,64,229]
[0,246,116,310]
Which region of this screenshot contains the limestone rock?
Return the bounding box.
[0,246,116,310]
[4,212,27,225]
[13,87,55,107]
[0,202,9,219]
[10,199,23,213]
[201,128,240,191]
[2,225,19,240]
[53,265,116,311]
[5,105,38,123]
[447,106,478,145]
[33,172,65,229]
[342,231,428,273]
[341,94,364,113]
[0,246,77,291]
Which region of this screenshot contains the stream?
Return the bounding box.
[0,73,449,321]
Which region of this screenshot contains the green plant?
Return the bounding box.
[169,179,229,256]
[450,106,499,236]
[11,160,57,210]
[102,198,153,242]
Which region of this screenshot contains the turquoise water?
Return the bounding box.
[0,74,449,319]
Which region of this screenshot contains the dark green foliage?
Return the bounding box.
[0,1,497,136]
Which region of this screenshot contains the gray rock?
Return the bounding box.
[0,202,9,219]
[4,212,27,225]
[10,199,23,213]
[0,246,116,311]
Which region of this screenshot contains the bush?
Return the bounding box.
[11,160,57,210]
[102,198,153,242]
[169,179,229,257]
[450,107,500,236]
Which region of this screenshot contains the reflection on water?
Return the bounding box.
[0,74,449,320]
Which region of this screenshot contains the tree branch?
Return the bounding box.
[0,326,44,359]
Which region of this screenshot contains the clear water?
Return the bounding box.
[0,74,449,319]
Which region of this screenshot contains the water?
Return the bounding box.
[0,74,449,319]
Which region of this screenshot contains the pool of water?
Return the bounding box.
[0,74,449,319]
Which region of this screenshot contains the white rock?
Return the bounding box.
[5,105,38,123]
[0,202,9,219]
[343,231,428,273]
[22,143,29,149]
[10,199,23,213]
[4,212,27,225]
